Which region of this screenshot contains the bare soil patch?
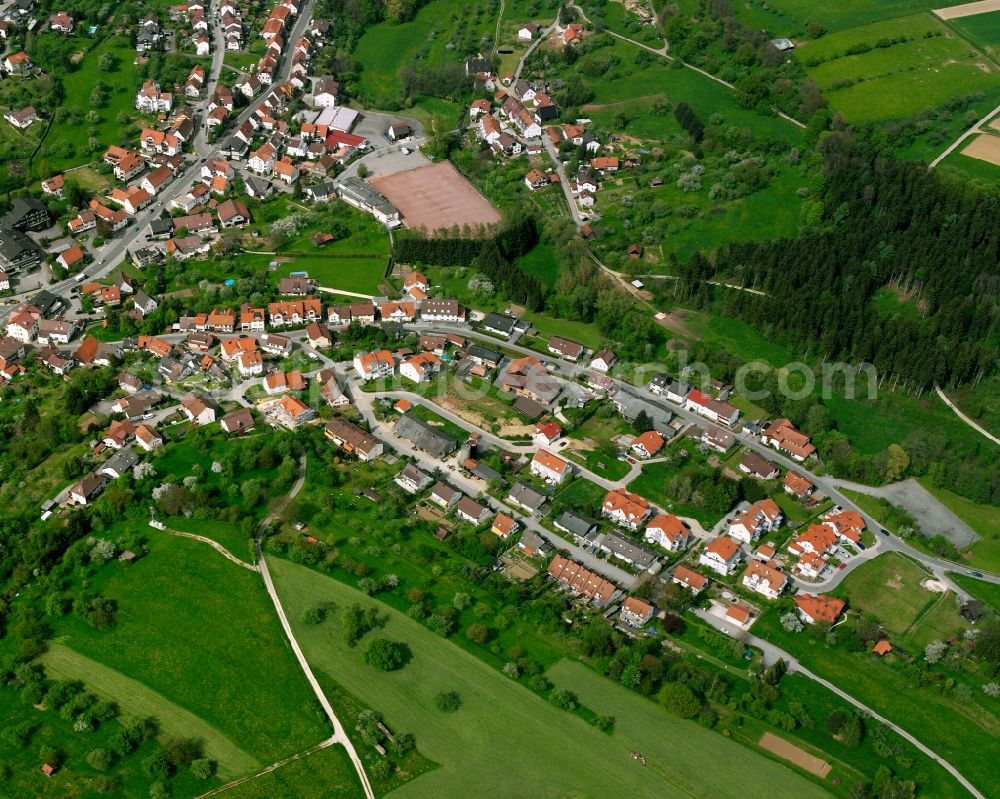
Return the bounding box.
[370,162,501,235]
[934,0,1000,19]
[961,132,1000,165]
[654,308,697,338]
[758,733,831,778]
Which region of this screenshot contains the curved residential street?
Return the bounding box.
[410,326,1000,593]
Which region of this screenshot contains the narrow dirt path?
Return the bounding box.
[254,453,376,799]
[493,0,505,56]
[193,737,339,798]
[162,528,258,571]
[935,385,1000,446]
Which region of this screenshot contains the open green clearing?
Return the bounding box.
[628,456,732,529]
[212,744,361,799]
[821,387,984,456]
[354,0,498,106]
[571,38,802,144]
[835,552,939,637]
[40,644,259,779]
[49,533,330,767]
[513,242,560,288]
[273,256,387,295]
[35,36,149,175]
[546,659,832,797]
[163,516,254,563]
[682,310,795,367]
[268,557,831,799]
[256,197,391,294]
[797,13,942,63]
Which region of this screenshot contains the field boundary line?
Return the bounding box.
[193,736,338,798]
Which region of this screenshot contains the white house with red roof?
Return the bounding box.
[728,499,783,544]
[631,430,665,459]
[644,514,688,552]
[742,559,789,600]
[530,449,570,484]
[699,536,742,575]
[353,350,394,381]
[601,488,652,530]
[533,420,562,447]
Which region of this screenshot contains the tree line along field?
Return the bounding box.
[794,12,1000,122]
[743,0,945,33]
[268,558,833,799]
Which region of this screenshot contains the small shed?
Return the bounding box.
[872,640,892,657]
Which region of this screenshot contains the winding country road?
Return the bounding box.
[254,453,375,799]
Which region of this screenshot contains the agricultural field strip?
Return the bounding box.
[934,0,1000,20]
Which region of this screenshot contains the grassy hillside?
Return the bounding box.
[48,533,331,768]
[268,557,833,799]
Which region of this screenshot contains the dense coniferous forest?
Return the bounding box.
[675,132,999,389]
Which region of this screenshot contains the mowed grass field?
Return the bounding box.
[835,552,939,637]
[272,256,388,295]
[796,13,1000,122]
[269,558,831,799]
[40,645,259,779]
[49,534,331,770]
[546,660,833,797]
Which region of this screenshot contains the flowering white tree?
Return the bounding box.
[780,612,804,633]
[924,639,947,664]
